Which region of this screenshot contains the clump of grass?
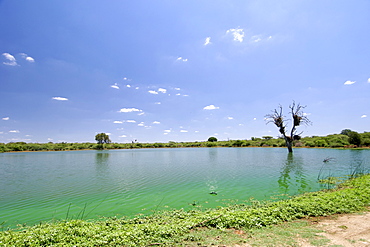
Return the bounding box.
[1,175,370,246]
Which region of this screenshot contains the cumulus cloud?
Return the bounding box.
[152,121,161,124]
[154,102,161,105]
[138,122,145,127]
[119,135,127,137]
[2,117,9,120]
[119,108,142,113]
[111,83,120,89]
[204,37,211,46]
[148,90,158,94]
[180,130,188,133]
[164,130,171,133]
[226,28,245,42]
[20,53,35,62]
[368,78,370,83]
[52,97,68,101]
[344,80,355,85]
[9,130,20,133]
[158,88,167,93]
[203,105,220,110]
[113,121,123,124]
[361,115,367,118]
[125,120,136,123]
[227,117,234,120]
[2,53,17,66]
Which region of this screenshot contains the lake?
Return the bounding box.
[0,147,369,228]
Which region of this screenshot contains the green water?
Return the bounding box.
[0,147,369,228]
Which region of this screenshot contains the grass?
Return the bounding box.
[1,174,370,246]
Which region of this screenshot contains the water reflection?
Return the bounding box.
[278,153,309,195]
[206,148,219,194]
[95,152,110,178]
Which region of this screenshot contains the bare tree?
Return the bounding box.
[265,102,311,153]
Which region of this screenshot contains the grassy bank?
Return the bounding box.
[1,174,370,246]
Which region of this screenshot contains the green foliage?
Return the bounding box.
[1,130,369,153]
[95,133,111,145]
[348,131,362,146]
[1,175,370,246]
[207,137,218,142]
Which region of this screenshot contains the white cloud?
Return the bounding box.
[154,102,161,105]
[119,108,142,113]
[52,97,68,101]
[25,56,35,62]
[2,117,9,120]
[9,130,20,133]
[113,121,123,124]
[204,37,211,46]
[253,118,257,121]
[20,53,35,63]
[119,135,127,137]
[175,88,181,90]
[152,121,160,124]
[226,28,245,42]
[2,53,17,66]
[361,115,367,118]
[126,84,131,88]
[111,83,120,89]
[344,80,356,85]
[176,56,188,62]
[164,129,171,133]
[148,90,158,94]
[251,35,262,43]
[138,122,145,127]
[203,104,220,110]
[125,120,136,123]
[227,117,234,120]
[368,78,370,83]
[180,130,188,133]
[158,88,167,93]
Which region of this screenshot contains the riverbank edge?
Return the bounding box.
[1,174,370,246]
[2,145,370,154]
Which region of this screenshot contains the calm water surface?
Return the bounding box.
[0,147,369,228]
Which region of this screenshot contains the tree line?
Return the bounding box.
[1,130,369,153]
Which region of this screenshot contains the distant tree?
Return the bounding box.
[95,133,111,149]
[265,102,311,153]
[208,137,218,142]
[340,129,353,136]
[348,131,361,146]
[262,136,273,140]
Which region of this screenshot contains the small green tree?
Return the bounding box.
[208,137,218,142]
[95,133,111,149]
[348,131,361,146]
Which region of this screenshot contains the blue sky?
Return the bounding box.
[1,0,369,143]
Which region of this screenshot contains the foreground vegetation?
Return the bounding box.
[1,131,370,153]
[1,174,370,246]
